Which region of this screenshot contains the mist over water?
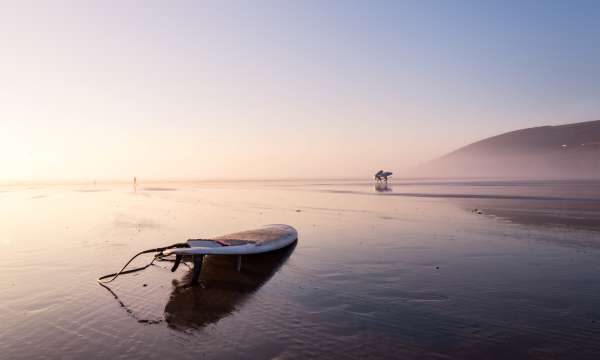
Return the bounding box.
[1,180,599,359]
[411,121,600,179]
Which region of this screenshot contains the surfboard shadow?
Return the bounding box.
[164,241,297,331]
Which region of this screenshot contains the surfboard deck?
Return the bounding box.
[165,224,298,256]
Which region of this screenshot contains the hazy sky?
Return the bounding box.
[2,1,599,181]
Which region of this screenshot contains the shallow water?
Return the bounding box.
[1,180,599,359]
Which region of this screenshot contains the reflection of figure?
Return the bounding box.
[375,182,392,192]
[164,242,296,330]
[133,176,137,193]
[374,170,393,182]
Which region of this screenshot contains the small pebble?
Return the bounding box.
[143,284,148,287]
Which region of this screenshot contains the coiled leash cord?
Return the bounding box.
[97,242,189,284]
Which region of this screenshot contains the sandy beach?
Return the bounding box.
[3,1,600,358]
[1,179,599,359]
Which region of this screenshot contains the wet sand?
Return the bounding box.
[1,180,600,359]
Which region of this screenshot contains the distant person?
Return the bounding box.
[133,176,137,192]
[374,170,392,182]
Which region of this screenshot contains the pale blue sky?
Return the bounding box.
[1,1,599,180]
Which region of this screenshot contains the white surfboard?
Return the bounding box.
[164,224,298,256]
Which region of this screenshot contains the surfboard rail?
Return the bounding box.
[164,224,298,256]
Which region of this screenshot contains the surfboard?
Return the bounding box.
[164,224,298,256]
[97,224,297,285]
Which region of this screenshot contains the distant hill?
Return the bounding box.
[411,120,600,179]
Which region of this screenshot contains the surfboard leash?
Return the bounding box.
[97,242,190,284]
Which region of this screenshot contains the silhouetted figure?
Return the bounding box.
[133,176,137,192]
[374,170,393,182]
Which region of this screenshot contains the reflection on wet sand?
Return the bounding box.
[164,242,297,330]
[458,198,600,233]
[374,182,392,192]
[5,180,600,359]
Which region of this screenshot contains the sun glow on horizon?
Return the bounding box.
[2,1,599,182]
